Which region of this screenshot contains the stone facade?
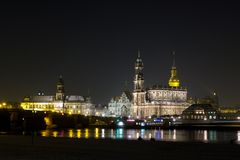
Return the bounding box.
[21,76,94,115]
[108,91,132,117]
[132,52,190,119]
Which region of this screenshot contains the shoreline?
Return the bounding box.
[0,135,239,160]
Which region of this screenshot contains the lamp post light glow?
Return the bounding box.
[117,121,124,127]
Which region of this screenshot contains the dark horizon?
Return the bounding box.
[0,0,240,106]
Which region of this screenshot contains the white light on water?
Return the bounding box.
[204,130,208,141]
[237,131,240,142]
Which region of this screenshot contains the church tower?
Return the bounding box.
[133,51,146,108]
[56,75,65,101]
[168,52,180,88]
[134,51,144,92]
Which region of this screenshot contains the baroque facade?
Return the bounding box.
[132,52,190,119]
[21,76,94,115]
[108,91,132,117]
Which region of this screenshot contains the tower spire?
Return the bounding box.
[168,51,180,88]
[56,75,65,100]
[138,50,141,58]
[134,50,144,92]
[172,51,176,67]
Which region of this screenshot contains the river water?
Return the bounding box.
[40,128,240,144]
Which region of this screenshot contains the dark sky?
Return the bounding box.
[0,0,240,106]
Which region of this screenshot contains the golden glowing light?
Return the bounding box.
[69,129,73,138]
[41,131,47,137]
[85,129,89,138]
[44,117,52,126]
[169,66,180,87]
[95,128,99,139]
[41,130,50,137]
[77,129,81,138]
[53,131,58,137]
[169,80,180,87]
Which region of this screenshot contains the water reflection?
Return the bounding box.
[77,129,81,138]
[140,129,145,138]
[173,129,176,140]
[209,131,217,141]
[101,129,105,138]
[85,129,89,138]
[68,129,73,138]
[116,128,123,139]
[53,131,58,138]
[204,130,208,141]
[238,131,240,142]
[40,128,240,144]
[95,128,99,139]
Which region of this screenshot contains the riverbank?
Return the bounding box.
[0,135,239,160]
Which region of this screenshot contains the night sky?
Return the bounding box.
[0,0,240,106]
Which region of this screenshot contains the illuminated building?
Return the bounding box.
[0,102,13,109]
[132,52,190,119]
[108,91,132,117]
[182,104,218,122]
[196,92,219,108]
[218,106,240,120]
[20,76,94,115]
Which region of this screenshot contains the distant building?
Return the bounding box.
[21,76,94,115]
[132,52,190,119]
[218,106,240,120]
[94,104,108,117]
[196,92,219,108]
[182,104,218,122]
[108,91,132,117]
[0,101,13,109]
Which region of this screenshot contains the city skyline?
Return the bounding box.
[0,1,240,106]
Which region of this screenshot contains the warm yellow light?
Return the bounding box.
[95,128,99,139]
[2,102,6,106]
[77,129,81,138]
[41,131,49,137]
[69,129,73,138]
[169,65,180,88]
[44,117,52,126]
[53,131,58,137]
[85,129,89,138]
[41,131,46,137]
[169,80,180,87]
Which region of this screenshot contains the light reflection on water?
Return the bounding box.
[40,128,240,143]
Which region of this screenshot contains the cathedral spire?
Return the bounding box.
[168,52,180,88]
[138,50,141,58]
[134,51,144,92]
